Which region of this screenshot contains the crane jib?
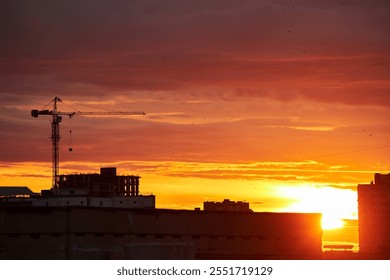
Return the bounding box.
[31,109,145,118]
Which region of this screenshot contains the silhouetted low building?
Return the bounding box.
[0,187,34,198]
[204,199,252,212]
[358,173,390,258]
[0,207,322,260]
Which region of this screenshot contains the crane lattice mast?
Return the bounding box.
[31,96,145,193]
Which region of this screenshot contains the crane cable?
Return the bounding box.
[75,102,121,113]
[61,100,81,115]
[68,116,73,152]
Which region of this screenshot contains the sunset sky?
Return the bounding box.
[1,0,390,228]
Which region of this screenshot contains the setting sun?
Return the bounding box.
[279,184,357,231]
[321,215,344,230]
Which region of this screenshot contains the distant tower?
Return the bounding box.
[358,173,390,258]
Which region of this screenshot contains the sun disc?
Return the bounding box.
[322,216,344,230]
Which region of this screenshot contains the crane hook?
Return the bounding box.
[69,130,73,152]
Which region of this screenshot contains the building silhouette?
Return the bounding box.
[0,167,155,209]
[358,173,390,258]
[203,199,252,212]
[57,167,141,197]
[0,207,322,259]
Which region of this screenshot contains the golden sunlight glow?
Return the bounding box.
[321,214,344,230]
[280,184,357,230]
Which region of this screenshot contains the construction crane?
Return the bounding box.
[31,96,145,193]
